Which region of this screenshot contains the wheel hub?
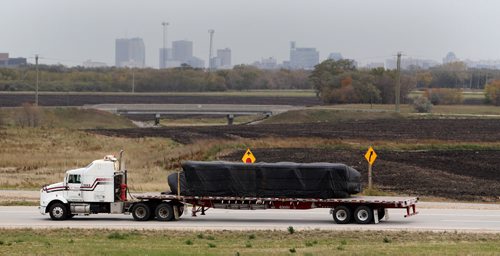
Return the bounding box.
[357,210,369,221]
[159,208,169,218]
[136,208,146,218]
[52,206,64,218]
[336,210,347,221]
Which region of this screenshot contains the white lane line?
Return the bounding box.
[441,220,500,223]
[422,214,500,217]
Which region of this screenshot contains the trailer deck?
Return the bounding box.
[133,194,419,224]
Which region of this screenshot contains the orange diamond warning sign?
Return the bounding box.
[364,146,377,165]
[242,148,256,163]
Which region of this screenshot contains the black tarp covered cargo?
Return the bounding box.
[168,161,362,199]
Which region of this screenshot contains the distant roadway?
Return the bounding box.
[85,103,302,116]
[1,202,499,233]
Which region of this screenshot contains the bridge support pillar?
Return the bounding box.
[154,113,160,126]
[227,114,234,125]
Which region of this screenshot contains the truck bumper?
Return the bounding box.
[39,206,46,215]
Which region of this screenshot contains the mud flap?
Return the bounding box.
[373,209,379,224]
[173,205,180,220]
[385,208,389,221]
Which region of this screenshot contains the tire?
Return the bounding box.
[332,206,351,224]
[131,203,152,221]
[155,203,174,221]
[49,202,68,221]
[354,205,374,224]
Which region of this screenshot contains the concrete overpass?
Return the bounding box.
[85,104,302,125]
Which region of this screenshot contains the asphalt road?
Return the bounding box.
[1,204,499,233]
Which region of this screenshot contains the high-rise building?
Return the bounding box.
[82,60,107,68]
[385,57,438,70]
[172,40,193,63]
[0,53,8,66]
[115,38,145,68]
[288,41,319,70]
[252,57,278,69]
[0,53,27,67]
[443,52,458,64]
[186,57,205,69]
[216,48,231,68]
[328,52,343,61]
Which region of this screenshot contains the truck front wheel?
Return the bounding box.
[155,203,174,221]
[132,203,151,221]
[49,202,68,221]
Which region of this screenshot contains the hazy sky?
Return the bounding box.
[2,0,500,67]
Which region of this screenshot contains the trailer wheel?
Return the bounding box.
[131,203,151,221]
[155,203,175,221]
[49,202,68,221]
[332,206,351,224]
[354,206,373,224]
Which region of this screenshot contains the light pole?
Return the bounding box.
[208,29,215,71]
[161,21,169,68]
[395,52,401,113]
[35,54,39,106]
[132,69,135,93]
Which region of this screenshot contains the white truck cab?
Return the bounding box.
[40,155,128,220]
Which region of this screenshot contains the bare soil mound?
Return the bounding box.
[92,119,500,144]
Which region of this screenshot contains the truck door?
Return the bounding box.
[66,174,83,202]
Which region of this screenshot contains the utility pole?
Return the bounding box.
[208,29,215,71]
[35,54,39,106]
[161,21,169,69]
[395,52,401,113]
[132,69,135,93]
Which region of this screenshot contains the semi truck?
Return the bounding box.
[39,152,418,224]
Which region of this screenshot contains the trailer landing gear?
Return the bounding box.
[191,205,208,217]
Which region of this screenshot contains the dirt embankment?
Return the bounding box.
[92,119,500,144]
[222,148,500,202]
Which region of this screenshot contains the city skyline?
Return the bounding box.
[2,0,500,68]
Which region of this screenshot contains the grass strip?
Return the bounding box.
[0,229,498,255]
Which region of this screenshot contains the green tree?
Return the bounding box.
[485,80,500,106]
[309,59,357,98]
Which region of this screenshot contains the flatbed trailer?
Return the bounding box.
[131,194,419,224]
[40,153,418,224]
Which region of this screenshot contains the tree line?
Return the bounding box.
[310,59,500,105]
[310,59,416,104]
[0,64,311,92]
[1,61,499,105]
